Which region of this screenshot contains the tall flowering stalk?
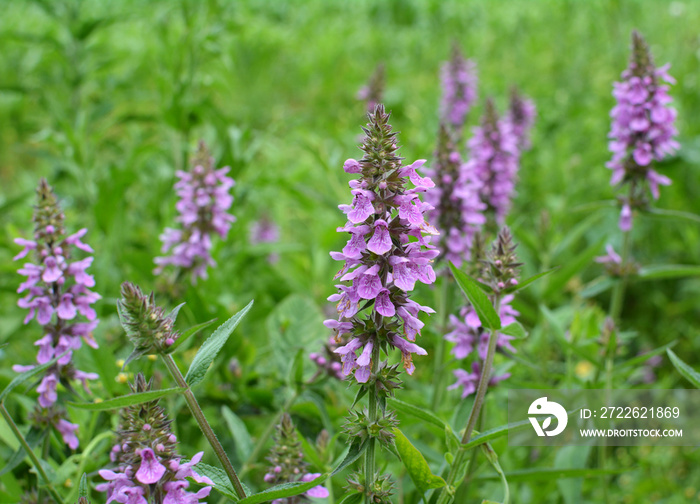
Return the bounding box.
[607,31,679,233]
[117,282,247,499]
[263,413,329,504]
[326,104,438,503]
[604,31,679,324]
[97,374,213,504]
[357,64,385,113]
[424,124,486,268]
[155,141,235,282]
[466,98,520,225]
[437,228,522,504]
[13,178,100,449]
[440,44,477,140]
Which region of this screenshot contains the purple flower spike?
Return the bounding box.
[99,375,212,504]
[505,86,536,152]
[440,43,477,139]
[13,179,99,449]
[446,229,522,397]
[155,141,236,282]
[425,125,486,267]
[327,105,437,381]
[607,31,679,231]
[467,98,521,224]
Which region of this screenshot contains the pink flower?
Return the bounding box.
[135,448,167,484]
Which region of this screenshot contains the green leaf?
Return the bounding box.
[667,349,700,388]
[191,462,239,501]
[338,493,364,504]
[616,341,677,372]
[393,428,446,496]
[499,322,527,339]
[237,474,328,504]
[185,300,254,387]
[290,348,305,393]
[388,398,449,430]
[449,262,501,330]
[445,425,460,455]
[67,387,185,410]
[647,207,700,224]
[463,409,582,451]
[638,265,700,280]
[0,428,46,477]
[580,276,615,299]
[166,302,186,323]
[503,268,558,294]
[543,237,606,300]
[331,438,367,476]
[221,406,254,463]
[462,418,533,450]
[0,351,69,403]
[78,473,88,498]
[481,444,510,504]
[169,318,218,352]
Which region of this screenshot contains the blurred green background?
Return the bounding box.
[1,0,699,503]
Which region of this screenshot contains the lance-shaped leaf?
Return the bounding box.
[667,349,700,388]
[68,387,185,410]
[237,474,328,504]
[393,428,446,496]
[0,350,69,403]
[449,262,501,330]
[331,438,367,476]
[168,318,218,353]
[185,300,254,387]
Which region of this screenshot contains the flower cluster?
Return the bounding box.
[445,228,522,397]
[98,374,212,504]
[424,124,486,267]
[309,337,344,380]
[263,413,329,503]
[466,98,520,224]
[155,141,236,282]
[440,44,477,136]
[13,179,100,449]
[448,361,511,399]
[325,105,438,383]
[607,31,679,231]
[117,282,180,359]
[357,63,385,113]
[505,86,537,152]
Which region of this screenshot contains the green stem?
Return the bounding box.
[436,296,501,504]
[609,228,631,323]
[431,276,450,411]
[161,354,247,500]
[0,404,65,504]
[364,342,381,504]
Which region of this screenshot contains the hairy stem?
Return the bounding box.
[161,354,246,499]
[0,404,65,504]
[609,228,631,322]
[364,342,381,504]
